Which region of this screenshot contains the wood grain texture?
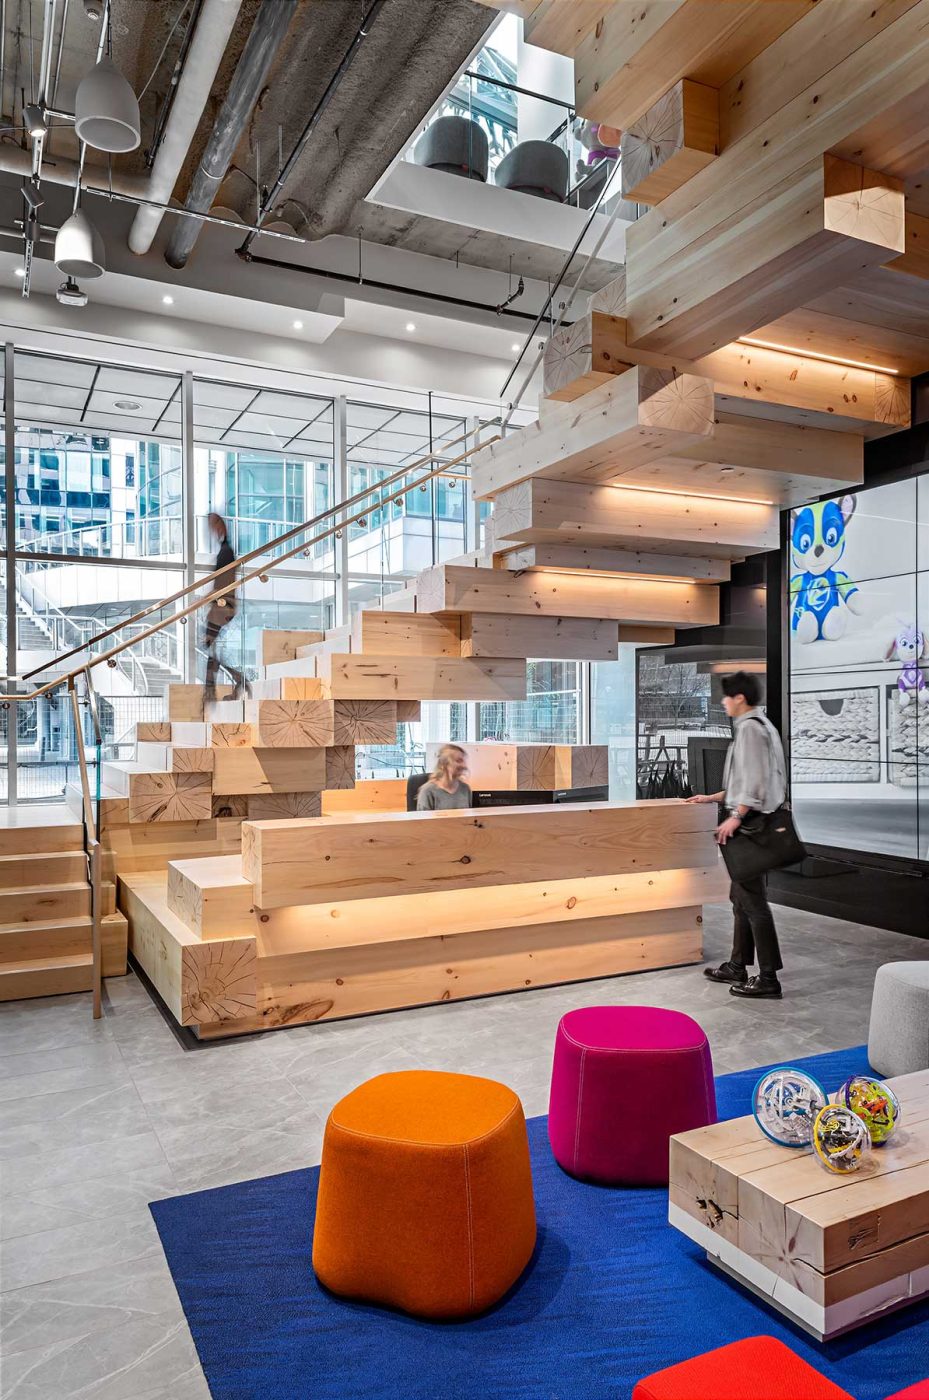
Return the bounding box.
[332,700,398,746]
[419,562,720,628]
[396,700,422,724]
[247,793,323,821]
[212,796,249,818]
[574,0,812,128]
[210,723,259,749]
[670,1070,929,1334]
[543,312,633,402]
[261,630,324,665]
[543,313,909,434]
[242,799,719,908]
[352,610,462,657]
[493,544,732,582]
[171,748,214,774]
[621,79,718,206]
[137,722,171,743]
[315,653,528,702]
[122,871,255,1025]
[459,612,619,661]
[322,779,408,814]
[104,817,244,873]
[489,478,778,559]
[195,914,703,1038]
[167,684,233,721]
[254,700,335,748]
[470,365,714,496]
[625,155,905,358]
[128,772,212,824]
[155,859,725,946]
[211,747,328,796]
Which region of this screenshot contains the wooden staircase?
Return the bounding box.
[0,822,127,1002]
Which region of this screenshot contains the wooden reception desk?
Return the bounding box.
[122,800,726,1039]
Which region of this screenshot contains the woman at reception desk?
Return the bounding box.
[416,744,472,811]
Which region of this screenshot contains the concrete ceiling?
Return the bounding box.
[1,0,606,313]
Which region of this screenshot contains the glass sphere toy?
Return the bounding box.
[752,1067,828,1147]
[812,1104,871,1174]
[837,1076,901,1146]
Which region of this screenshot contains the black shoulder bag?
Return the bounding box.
[720,721,806,882]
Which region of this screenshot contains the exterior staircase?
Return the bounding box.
[0,821,127,1001]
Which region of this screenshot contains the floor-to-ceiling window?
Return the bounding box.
[0,339,515,802]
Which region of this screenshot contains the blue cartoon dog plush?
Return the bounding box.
[790,496,863,643]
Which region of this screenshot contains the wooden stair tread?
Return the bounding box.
[0,952,93,974]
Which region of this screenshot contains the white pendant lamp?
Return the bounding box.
[55,209,106,279]
[74,56,141,153]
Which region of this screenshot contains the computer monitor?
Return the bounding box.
[471,786,609,808]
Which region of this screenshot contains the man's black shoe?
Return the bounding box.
[730,976,782,1000]
[703,962,747,985]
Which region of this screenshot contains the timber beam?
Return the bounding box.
[472,364,715,498]
[543,303,909,436]
[489,478,779,559]
[621,79,718,205]
[415,563,719,629]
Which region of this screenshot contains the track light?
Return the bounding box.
[55,209,106,278]
[56,278,88,307]
[20,179,43,211]
[74,56,141,153]
[23,104,47,139]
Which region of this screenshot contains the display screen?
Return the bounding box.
[788,476,929,861]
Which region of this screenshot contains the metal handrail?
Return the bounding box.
[6,428,499,703]
[19,422,492,684]
[68,677,102,1019]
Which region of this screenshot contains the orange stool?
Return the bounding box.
[312,1070,536,1319]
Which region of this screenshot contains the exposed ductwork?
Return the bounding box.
[164,0,297,269]
[127,0,243,255]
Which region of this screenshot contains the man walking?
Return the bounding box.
[203,512,246,702]
[688,670,788,999]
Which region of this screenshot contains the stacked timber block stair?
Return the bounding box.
[123,798,727,1038]
[0,820,126,1001]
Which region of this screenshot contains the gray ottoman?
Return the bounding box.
[413,115,488,182]
[868,961,929,1076]
[495,140,569,202]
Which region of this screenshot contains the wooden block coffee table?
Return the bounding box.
[668,1069,929,1340]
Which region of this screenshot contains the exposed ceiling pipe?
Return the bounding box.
[127,0,243,255]
[164,0,297,269]
[0,144,147,197]
[238,0,388,257]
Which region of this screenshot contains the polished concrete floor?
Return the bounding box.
[1,902,925,1400]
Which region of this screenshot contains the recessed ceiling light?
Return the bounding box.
[162,294,173,305]
[511,343,520,353]
[405,321,416,332]
[115,399,140,411]
[14,268,25,278]
[293,319,303,330]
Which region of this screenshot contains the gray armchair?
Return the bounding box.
[413,115,489,182]
[495,140,569,202]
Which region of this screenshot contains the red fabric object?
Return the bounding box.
[885,1384,929,1399]
[632,1337,856,1400]
[547,1005,715,1185]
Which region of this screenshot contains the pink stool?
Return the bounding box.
[548,1006,716,1185]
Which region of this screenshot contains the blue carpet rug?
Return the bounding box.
[151,1045,928,1400]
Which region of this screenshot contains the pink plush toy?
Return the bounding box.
[886,621,928,707]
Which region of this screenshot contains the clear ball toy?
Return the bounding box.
[837,1076,901,1146]
[812,1104,871,1174]
[752,1067,828,1147]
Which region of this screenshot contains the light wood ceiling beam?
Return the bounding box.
[624,0,929,354]
[543,303,910,434]
[574,1,813,129]
[625,154,905,358]
[489,478,779,558]
[415,562,720,628]
[492,544,733,583]
[471,364,715,498]
[718,0,922,147]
